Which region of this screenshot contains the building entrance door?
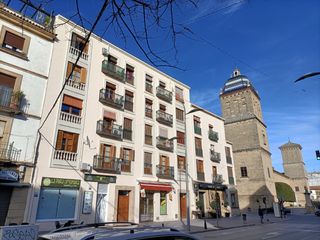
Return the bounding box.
[0,186,12,225]
[140,192,154,222]
[117,190,129,221]
[180,193,187,219]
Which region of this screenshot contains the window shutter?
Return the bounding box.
[55,130,64,150]
[4,31,25,50]
[72,134,79,152]
[80,67,87,83]
[120,147,124,159]
[66,62,73,78]
[100,144,105,156]
[63,95,83,109]
[110,145,116,158]
[0,73,16,88]
[129,149,135,161]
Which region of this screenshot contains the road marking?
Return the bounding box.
[261,232,281,239]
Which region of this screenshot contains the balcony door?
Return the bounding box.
[0,72,15,108]
[159,155,169,176]
[105,82,116,100]
[100,144,116,170]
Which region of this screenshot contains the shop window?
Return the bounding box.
[160,192,167,215]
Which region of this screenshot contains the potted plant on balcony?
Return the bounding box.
[10,91,25,111]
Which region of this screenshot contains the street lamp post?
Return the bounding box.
[170,106,202,232]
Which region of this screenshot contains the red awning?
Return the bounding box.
[140,182,172,192]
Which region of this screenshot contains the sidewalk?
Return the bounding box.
[139,213,288,233]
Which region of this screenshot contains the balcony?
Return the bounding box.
[156,110,173,126]
[226,156,232,164]
[0,89,26,115]
[145,82,153,93]
[65,78,86,91]
[101,60,125,82]
[156,136,174,152]
[195,148,203,157]
[228,176,235,185]
[99,89,124,110]
[53,150,77,167]
[210,151,221,163]
[208,130,219,142]
[93,155,121,173]
[156,165,174,179]
[197,172,205,181]
[59,111,82,125]
[156,87,172,103]
[194,125,202,135]
[144,163,153,175]
[123,129,132,141]
[69,46,88,61]
[0,143,21,163]
[212,174,224,184]
[96,120,123,141]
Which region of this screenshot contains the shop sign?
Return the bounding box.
[194,182,227,191]
[41,177,81,189]
[0,169,19,182]
[82,191,93,214]
[84,174,116,184]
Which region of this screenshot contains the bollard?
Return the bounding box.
[204,219,207,229]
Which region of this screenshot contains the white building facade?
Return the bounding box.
[0,2,55,225]
[25,16,238,230]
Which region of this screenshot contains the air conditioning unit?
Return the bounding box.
[102,48,109,56]
[80,163,91,172]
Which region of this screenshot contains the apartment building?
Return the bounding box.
[21,16,238,230]
[0,2,55,225]
[186,104,238,218]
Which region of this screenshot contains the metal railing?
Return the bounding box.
[101,60,125,81]
[99,89,124,110]
[0,143,21,162]
[195,148,203,157]
[69,46,88,60]
[123,129,132,141]
[65,78,86,91]
[156,110,173,126]
[0,88,25,114]
[144,162,153,175]
[96,120,123,140]
[54,150,77,163]
[210,151,221,163]
[212,174,224,184]
[208,130,219,142]
[156,136,174,152]
[194,125,202,135]
[156,165,174,179]
[59,111,81,125]
[93,155,121,173]
[197,172,205,181]
[156,86,172,103]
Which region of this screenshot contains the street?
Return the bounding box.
[193,214,320,240]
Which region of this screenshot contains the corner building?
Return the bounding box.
[220,69,276,211]
[27,16,238,230]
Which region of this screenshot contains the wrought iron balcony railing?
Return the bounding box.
[212,174,224,184]
[210,151,221,163]
[156,110,173,126]
[99,89,124,110]
[101,60,125,82]
[96,120,123,140]
[156,165,174,179]
[156,86,172,103]
[0,89,26,114]
[208,130,219,142]
[93,155,121,173]
[156,136,174,152]
[0,143,21,162]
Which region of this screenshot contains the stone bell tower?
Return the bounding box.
[219,69,276,211]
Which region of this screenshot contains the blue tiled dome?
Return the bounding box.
[221,69,257,95]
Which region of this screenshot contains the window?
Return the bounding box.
[66,62,87,83]
[159,104,166,112]
[145,124,152,145]
[267,168,271,178]
[124,90,134,112]
[196,160,204,181]
[120,148,134,172]
[295,186,299,192]
[71,33,88,53]
[108,55,117,64]
[195,137,202,157]
[240,167,248,177]
[175,86,184,102]
[0,72,15,108]
[61,95,82,116]
[145,74,153,93]
[177,155,186,170]
[176,108,184,121]
[262,133,267,145]
[176,131,185,145]
[56,130,79,153]
[231,193,237,207]
[225,146,232,164]
[212,166,217,177]
[125,64,134,85]
[159,81,166,88]
[145,99,153,118]
[36,187,78,220]
[0,27,30,57]
[160,192,167,215]
[144,152,152,175]
[194,116,201,135]
[123,118,133,141]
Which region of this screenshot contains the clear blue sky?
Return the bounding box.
[14,0,320,172]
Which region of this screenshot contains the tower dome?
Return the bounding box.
[220,68,257,95]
